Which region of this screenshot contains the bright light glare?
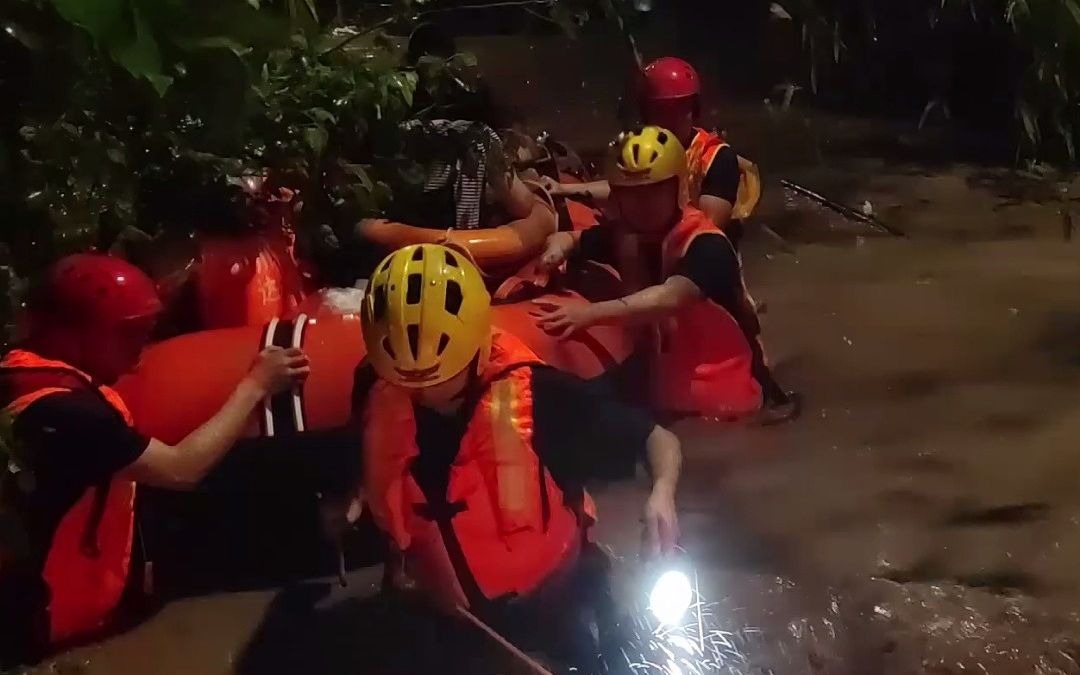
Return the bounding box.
[649,570,693,626]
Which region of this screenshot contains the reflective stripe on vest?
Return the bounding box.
[363,330,588,610]
[0,350,136,644]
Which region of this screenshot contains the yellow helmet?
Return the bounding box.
[361,244,491,388]
[607,126,688,188]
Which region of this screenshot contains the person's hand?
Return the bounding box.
[642,484,679,558]
[356,218,389,237]
[537,233,571,273]
[318,491,364,541]
[245,346,310,397]
[532,297,598,339]
[539,176,566,197]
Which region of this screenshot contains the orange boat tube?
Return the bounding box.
[117,288,634,442]
[357,181,558,273]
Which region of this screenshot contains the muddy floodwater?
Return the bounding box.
[26,35,1080,675]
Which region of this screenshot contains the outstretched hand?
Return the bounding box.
[531,297,597,340]
[643,486,679,558]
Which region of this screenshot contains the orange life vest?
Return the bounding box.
[0,350,136,644]
[655,208,762,417]
[685,128,763,224]
[363,330,592,611]
[686,128,729,206]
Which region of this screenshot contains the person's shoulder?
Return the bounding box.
[19,389,118,425]
[712,143,739,166]
[525,365,597,401]
[685,229,737,258]
[680,224,738,275]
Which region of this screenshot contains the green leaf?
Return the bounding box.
[109,2,171,95]
[1066,0,1080,29]
[1017,100,1040,146]
[173,35,252,56]
[308,108,337,125]
[47,0,127,44]
[453,52,478,69]
[303,126,328,155]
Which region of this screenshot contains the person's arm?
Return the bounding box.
[545,178,611,204]
[699,194,734,230]
[121,347,309,490]
[534,275,701,339]
[642,424,681,556]
[354,175,557,269]
[536,224,618,273]
[698,148,741,230]
[469,172,558,260]
[529,369,681,554]
[590,276,702,326]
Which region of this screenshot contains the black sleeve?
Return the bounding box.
[529,368,655,487]
[200,427,362,499]
[699,146,740,205]
[674,233,742,315]
[575,224,616,265]
[16,391,149,484]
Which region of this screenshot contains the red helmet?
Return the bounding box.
[33,254,162,328]
[641,57,701,102]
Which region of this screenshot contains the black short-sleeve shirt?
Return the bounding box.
[10,390,149,557]
[577,225,742,317]
[699,145,741,205]
[1,390,148,667]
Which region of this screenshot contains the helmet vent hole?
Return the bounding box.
[650,150,659,164]
[631,143,640,163]
[407,324,420,360]
[445,280,463,315]
[445,251,459,268]
[437,333,450,356]
[373,285,388,320]
[406,273,422,305]
[411,247,424,261]
[381,336,396,360]
[657,131,669,145]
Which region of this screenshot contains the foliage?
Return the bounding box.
[1,0,632,290]
[772,0,1080,164]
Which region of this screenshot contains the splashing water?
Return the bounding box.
[616,568,760,675]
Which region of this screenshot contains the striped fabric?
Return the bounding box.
[399,119,505,230]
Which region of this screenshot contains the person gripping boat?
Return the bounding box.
[534,128,796,421]
[0,254,309,667]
